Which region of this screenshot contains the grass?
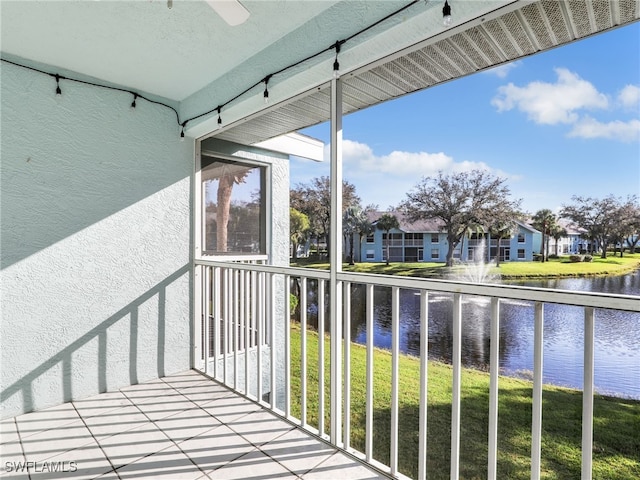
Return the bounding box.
[498,254,640,278]
[290,324,640,480]
[292,253,640,279]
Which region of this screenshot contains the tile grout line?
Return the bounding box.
[11,417,32,480]
[159,375,303,479]
[106,378,219,478]
[70,401,122,480]
[174,372,334,478]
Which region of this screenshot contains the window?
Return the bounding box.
[202,157,267,255]
[518,249,525,259]
[518,233,525,243]
[431,248,439,259]
[366,250,375,259]
[431,234,439,243]
[366,233,375,243]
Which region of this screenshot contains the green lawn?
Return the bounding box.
[290,324,640,480]
[498,254,640,278]
[292,253,640,279]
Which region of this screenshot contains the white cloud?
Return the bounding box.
[316,140,523,209]
[491,68,609,125]
[484,61,520,78]
[336,139,520,180]
[568,117,640,143]
[618,84,640,109]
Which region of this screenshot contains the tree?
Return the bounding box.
[624,201,640,254]
[290,176,360,256]
[343,205,367,265]
[549,224,568,257]
[355,205,376,262]
[531,209,558,262]
[488,220,516,266]
[376,213,400,265]
[290,208,310,261]
[215,168,250,252]
[401,170,521,267]
[561,195,634,259]
[610,197,640,257]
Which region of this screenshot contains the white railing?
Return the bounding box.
[194,258,638,480]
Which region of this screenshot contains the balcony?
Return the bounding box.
[194,259,639,480]
[3,2,639,480]
[1,370,382,479]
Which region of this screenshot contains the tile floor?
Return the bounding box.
[0,370,386,479]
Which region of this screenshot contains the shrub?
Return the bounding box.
[583,254,593,262]
[569,255,583,263]
[548,254,559,259]
[533,254,543,262]
[290,293,299,314]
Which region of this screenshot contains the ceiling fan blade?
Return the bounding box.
[206,0,250,26]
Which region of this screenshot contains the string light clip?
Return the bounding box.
[54,74,62,96]
[263,74,272,104]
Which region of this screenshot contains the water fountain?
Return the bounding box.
[457,238,499,283]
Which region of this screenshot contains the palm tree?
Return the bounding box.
[488,221,516,266]
[356,216,374,263]
[215,166,250,252]
[549,224,568,257]
[531,209,557,262]
[376,213,400,266]
[343,206,365,265]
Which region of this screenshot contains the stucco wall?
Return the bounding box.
[1,62,194,418]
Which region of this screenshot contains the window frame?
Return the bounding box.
[197,152,271,261]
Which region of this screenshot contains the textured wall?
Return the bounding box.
[1,62,194,418]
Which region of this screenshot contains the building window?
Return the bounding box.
[366,233,375,243]
[431,234,439,243]
[431,248,439,260]
[518,248,525,259]
[518,233,525,243]
[202,156,267,255]
[366,250,375,259]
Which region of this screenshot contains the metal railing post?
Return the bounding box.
[329,75,343,446]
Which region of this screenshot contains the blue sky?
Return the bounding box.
[292,22,640,215]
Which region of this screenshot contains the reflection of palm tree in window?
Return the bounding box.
[216,167,249,252]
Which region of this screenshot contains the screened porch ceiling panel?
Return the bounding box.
[214,0,639,146]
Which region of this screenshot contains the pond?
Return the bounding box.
[303,270,640,399]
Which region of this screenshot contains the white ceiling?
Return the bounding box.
[2,1,639,140]
[0,0,341,101]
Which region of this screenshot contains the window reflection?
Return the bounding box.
[202,157,265,254]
